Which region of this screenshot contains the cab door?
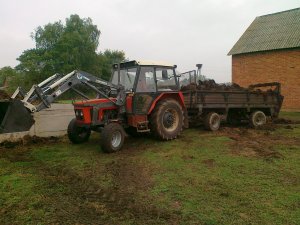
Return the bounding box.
[133,66,158,115]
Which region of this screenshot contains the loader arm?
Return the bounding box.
[0,70,125,133]
[13,70,125,112]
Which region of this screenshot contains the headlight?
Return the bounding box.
[75,109,84,120]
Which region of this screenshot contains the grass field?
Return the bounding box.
[0,112,299,224]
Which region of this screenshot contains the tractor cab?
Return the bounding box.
[109,60,183,127]
[110,60,179,93]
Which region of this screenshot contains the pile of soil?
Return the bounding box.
[181,79,275,92]
[197,79,246,91]
[0,135,61,149]
[0,90,10,99]
[181,79,246,91]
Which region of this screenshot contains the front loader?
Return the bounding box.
[0,70,125,134]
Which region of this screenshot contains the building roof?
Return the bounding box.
[228,8,300,55]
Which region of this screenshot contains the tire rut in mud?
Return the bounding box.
[28,155,176,224]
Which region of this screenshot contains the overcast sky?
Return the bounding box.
[0,0,299,82]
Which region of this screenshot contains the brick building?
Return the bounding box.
[228,8,300,110]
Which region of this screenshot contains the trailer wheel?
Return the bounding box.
[150,98,183,140]
[204,112,221,131]
[101,123,125,153]
[250,111,266,128]
[68,118,91,144]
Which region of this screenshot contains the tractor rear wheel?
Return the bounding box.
[150,99,183,140]
[101,123,125,153]
[204,112,221,131]
[68,118,91,144]
[249,111,267,128]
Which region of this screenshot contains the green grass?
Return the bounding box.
[142,130,300,224]
[0,112,300,224]
[279,111,300,121]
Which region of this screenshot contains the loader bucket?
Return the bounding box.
[0,99,35,133]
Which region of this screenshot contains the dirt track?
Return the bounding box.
[0,135,174,224]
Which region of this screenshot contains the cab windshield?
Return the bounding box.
[111,67,137,91]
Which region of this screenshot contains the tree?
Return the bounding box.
[14,13,127,98]
[0,67,24,93]
[98,50,126,80]
[0,67,15,86]
[16,15,124,84]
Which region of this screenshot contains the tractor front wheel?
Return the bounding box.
[101,123,125,153]
[150,99,183,140]
[68,118,91,144]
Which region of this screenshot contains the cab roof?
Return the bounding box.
[113,60,175,68]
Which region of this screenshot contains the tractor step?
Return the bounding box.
[137,121,150,132]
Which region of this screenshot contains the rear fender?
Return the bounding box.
[147,92,186,115]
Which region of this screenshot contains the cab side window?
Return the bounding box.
[136,67,156,92]
[155,68,177,91]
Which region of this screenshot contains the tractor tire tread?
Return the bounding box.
[68,118,91,144]
[150,98,184,140]
[101,123,125,153]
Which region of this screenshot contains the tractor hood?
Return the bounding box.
[73,98,117,107]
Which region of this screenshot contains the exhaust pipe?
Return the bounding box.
[0,99,34,133]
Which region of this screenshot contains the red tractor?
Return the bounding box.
[68,60,187,152]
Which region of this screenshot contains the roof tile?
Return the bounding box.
[228,8,300,55]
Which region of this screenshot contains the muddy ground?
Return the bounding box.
[0,90,10,99]
[0,118,299,224]
[219,125,299,160]
[0,135,171,224]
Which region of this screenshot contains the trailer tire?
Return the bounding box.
[101,123,125,153]
[68,118,91,144]
[204,112,221,131]
[249,111,266,128]
[150,98,183,140]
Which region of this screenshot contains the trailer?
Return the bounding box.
[179,69,284,130]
